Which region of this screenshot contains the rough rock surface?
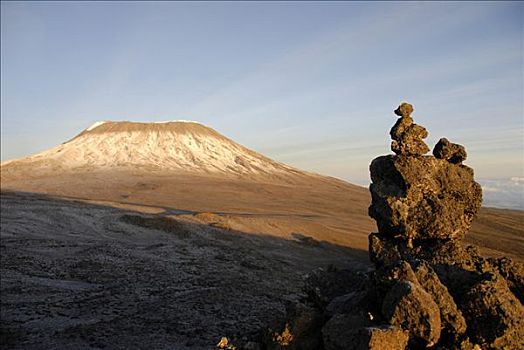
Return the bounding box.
[390,102,430,156]
[433,137,467,164]
[263,103,524,350]
[462,273,524,349]
[323,317,409,350]
[265,302,324,350]
[369,155,482,242]
[382,281,441,347]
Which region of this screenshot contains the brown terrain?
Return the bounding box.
[2,170,521,261]
[0,119,522,349]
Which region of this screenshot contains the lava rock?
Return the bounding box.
[394,102,414,118]
[433,137,467,164]
[488,256,524,304]
[265,302,324,350]
[462,273,524,349]
[411,261,467,337]
[321,313,371,350]
[369,154,482,241]
[360,326,409,350]
[390,103,429,156]
[382,280,441,347]
[304,267,368,309]
[325,290,370,318]
[373,259,466,339]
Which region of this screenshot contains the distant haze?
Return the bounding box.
[1,2,522,207]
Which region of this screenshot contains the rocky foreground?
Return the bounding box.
[0,191,368,350]
[262,104,524,350]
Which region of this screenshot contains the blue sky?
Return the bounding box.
[1,2,523,189]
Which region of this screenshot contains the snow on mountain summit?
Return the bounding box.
[2,121,305,180]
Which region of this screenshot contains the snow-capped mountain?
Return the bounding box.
[1,121,310,181]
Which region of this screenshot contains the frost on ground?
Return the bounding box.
[0,191,368,350]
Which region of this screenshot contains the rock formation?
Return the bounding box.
[263,103,524,350]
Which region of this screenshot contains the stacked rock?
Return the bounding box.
[366,104,523,349]
[389,102,429,156]
[368,102,482,251]
[263,103,523,350]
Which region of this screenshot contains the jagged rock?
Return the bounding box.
[488,257,524,304]
[462,273,524,349]
[433,137,467,164]
[369,154,482,241]
[304,267,368,309]
[323,314,408,350]
[374,260,466,339]
[369,232,483,269]
[325,290,370,318]
[360,326,409,350]
[325,325,410,350]
[368,233,404,267]
[322,314,408,350]
[322,314,372,350]
[265,302,324,350]
[411,261,467,337]
[382,280,441,347]
[394,102,414,118]
[390,103,430,156]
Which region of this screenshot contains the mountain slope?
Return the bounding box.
[1,121,311,182]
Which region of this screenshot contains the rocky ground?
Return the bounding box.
[0,191,368,350]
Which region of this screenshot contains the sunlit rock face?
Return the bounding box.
[369,102,482,244]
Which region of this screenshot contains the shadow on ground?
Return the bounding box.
[0,191,369,350]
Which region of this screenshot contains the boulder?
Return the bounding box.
[325,290,370,318]
[410,260,467,336]
[361,326,409,350]
[462,273,524,349]
[265,302,324,350]
[488,257,524,304]
[390,102,430,156]
[322,313,372,350]
[304,267,368,308]
[369,154,482,241]
[382,281,441,347]
[433,137,467,164]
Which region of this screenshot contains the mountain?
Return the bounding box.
[1,120,312,182]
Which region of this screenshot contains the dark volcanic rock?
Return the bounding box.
[462,273,524,349]
[410,261,467,337]
[265,302,324,350]
[369,155,482,242]
[488,256,524,304]
[323,318,409,350]
[374,260,467,339]
[322,314,373,350]
[303,266,368,309]
[382,280,441,347]
[390,103,430,156]
[433,137,467,164]
[361,326,409,350]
